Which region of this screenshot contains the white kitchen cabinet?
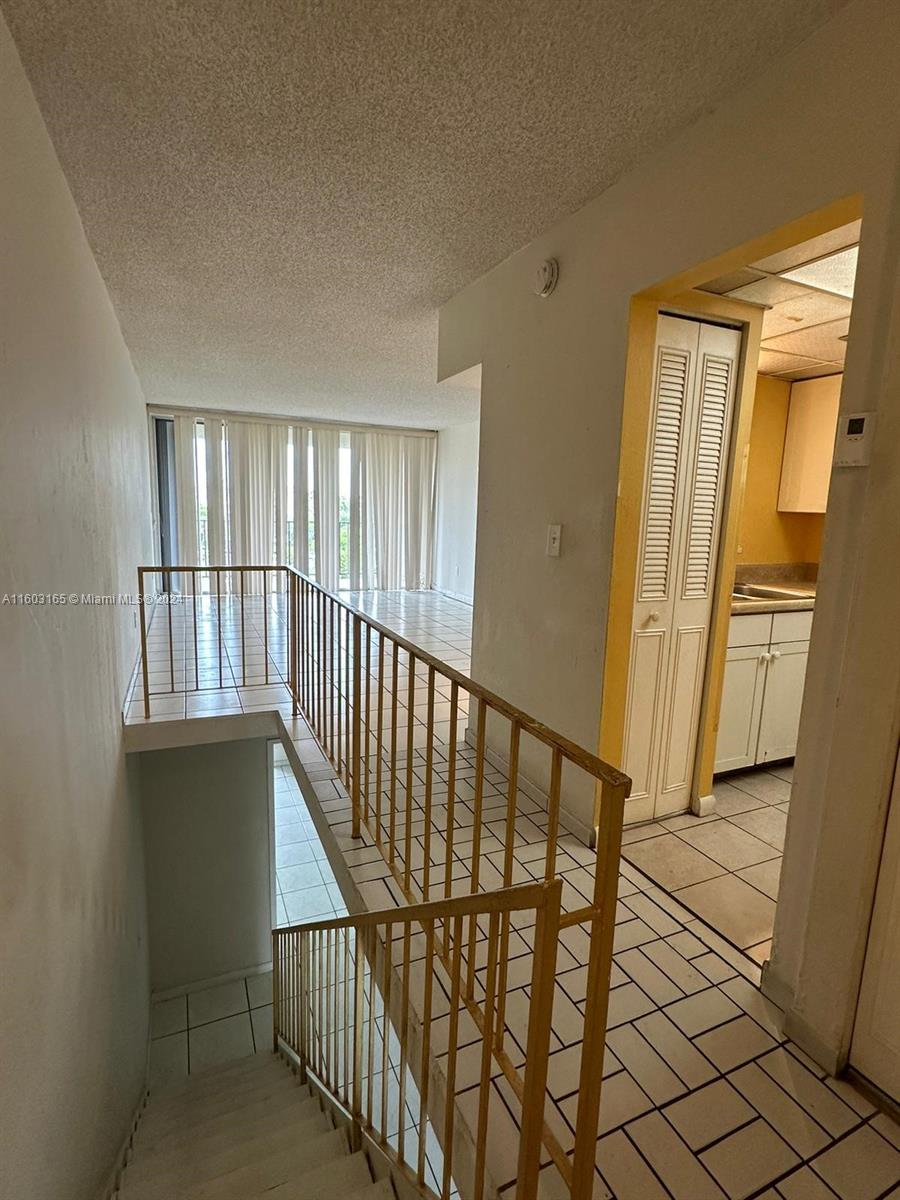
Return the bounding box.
[756,641,810,763]
[715,614,811,772]
[778,375,841,513]
[715,645,769,772]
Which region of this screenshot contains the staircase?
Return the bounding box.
[118,1052,394,1200]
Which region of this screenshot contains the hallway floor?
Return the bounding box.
[621,765,792,965]
[132,588,900,1197]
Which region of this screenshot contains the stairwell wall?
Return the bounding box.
[0,15,153,1200]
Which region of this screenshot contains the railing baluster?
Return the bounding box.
[138,568,150,719]
[262,567,269,685]
[474,909,500,1199]
[366,925,376,1128]
[239,568,246,687]
[441,913,464,1200]
[495,720,521,1050]
[380,921,392,1141]
[345,608,352,789]
[389,642,399,868]
[364,625,372,824]
[423,665,435,902]
[352,613,362,839]
[444,680,459,953]
[546,747,563,881]
[397,924,412,1165]
[191,568,199,691]
[571,778,627,1200]
[404,651,416,894]
[375,634,385,847]
[416,918,435,1186]
[216,569,223,690]
[466,700,487,999]
[518,880,562,1200]
[166,567,174,695]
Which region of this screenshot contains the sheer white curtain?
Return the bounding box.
[313,427,341,590]
[271,424,289,567]
[173,414,199,591]
[204,418,227,567]
[366,432,436,590]
[348,431,369,590]
[227,420,275,596]
[291,425,310,573]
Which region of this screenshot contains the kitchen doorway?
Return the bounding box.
[600,202,862,965]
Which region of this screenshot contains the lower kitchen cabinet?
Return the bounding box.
[716,645,768,772]
[715,613,811,772]
[756,641,809,763]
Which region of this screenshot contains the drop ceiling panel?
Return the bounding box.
[781,246,858,298]
[751,220,862,273]
[762,317,850,364]
[727,277,809,307]
[757,348,830,376]
[772,362,843,381]
[699,267,767,295]
[760,291,852,339]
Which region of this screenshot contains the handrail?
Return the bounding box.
[135,562,627,788]
[273,881,563,1200]
[135,563,631,1200]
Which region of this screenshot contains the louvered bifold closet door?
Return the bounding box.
[624,316,699,821]
[624,316,741,823]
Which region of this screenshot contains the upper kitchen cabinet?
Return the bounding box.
[777,374,842,513]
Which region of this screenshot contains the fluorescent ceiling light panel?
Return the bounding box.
[773,363,843,382]
[757,348,828,375]
[781,246,858,298]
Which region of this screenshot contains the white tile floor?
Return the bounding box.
[135,588,900,1198]
[149,971,274,1090]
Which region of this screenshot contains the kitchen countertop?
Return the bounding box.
[730,583,816,615]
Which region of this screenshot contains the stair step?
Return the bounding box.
[136,1089,320,1154]
[242,1149,372,1200]
[140,1127,351,1200]
[132,1092,322,1165]
[123,1112,332,1200]
[346,1179,396,1200]
[150,1053,285,1106]
[141,1073,302,1137]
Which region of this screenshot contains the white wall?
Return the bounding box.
[0,16,153,1200]
[139,740,273,992]
[434,420,480,602]
[438,0,900,1074]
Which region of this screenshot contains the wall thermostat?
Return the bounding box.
[834,411,876,467]
[533,258,559,298]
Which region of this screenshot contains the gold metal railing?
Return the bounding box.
[273,882,562,1200]
[135,565,631,1200]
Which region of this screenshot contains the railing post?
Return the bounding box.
[570,779,627,1200]
[351,612,362,838]
[290,572,299,718]
[272,929,280,1054]
[517,879,562,1200]
[137,568,150,720]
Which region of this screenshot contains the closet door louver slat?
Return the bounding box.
[682,354,733,599]
[638,348,690,603]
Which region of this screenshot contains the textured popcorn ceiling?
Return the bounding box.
[5,1,847,428]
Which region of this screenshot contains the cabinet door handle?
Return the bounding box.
[648,611,660,623]
[771,650,781,659]
[760,652,771,663]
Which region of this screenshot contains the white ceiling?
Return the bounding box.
[5,1,848,427]
[700,221,859,381]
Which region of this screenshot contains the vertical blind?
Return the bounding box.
[168,415,436,591]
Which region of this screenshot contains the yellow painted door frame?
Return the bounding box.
[596,195,863,828]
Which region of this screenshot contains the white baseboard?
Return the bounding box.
[431,587,473,606]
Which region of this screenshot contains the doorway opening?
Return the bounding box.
[599,201,862,966]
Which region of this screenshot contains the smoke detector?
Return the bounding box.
[533,258,559,298]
